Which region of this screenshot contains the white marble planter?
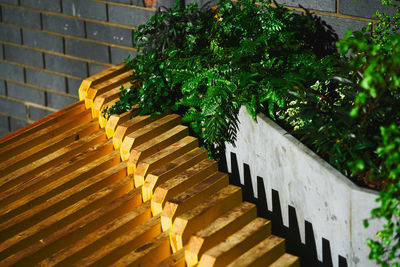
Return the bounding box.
[225,106,381,267]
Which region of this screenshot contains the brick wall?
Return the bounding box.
[0,0,153,137]
[0,0,393,137]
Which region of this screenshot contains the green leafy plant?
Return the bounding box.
[105,0,338,158]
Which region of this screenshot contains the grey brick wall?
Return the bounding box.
[0,0,141,137]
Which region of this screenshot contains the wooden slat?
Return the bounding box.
[269,253,300,267]
[0,101,85,148]
[38,200,152,266]
[170,185,243,252]
[120,114,181,161]
[143,147,208,202]
[0,120,99,176]
[157,247,186,267]
[113,115,162,150]
[92,81,131,119]
[0,108,92,161]
[3,183,141,266]
[151,159,218,216]
[79,62,127,100]
[0,140,115,221]
[161,172,228,231]
[0,162,127,240]
[74,214,162,266]
[0,130,107,194]
[226,235,287,267]
[105,108,139,138]
[0,176,134,265]
[198,217,272,267]
[98,99,119,128]
[128,125,189,174]
[133,136,198,187]
[185,202,257,267]
[111,231,171,267]
[85,70,133,109]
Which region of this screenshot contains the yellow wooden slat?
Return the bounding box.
[105,106,139,138]
[133,136,198,187]
[98,99,119,128]
[157,247,186,267]
[38,200,152,266]
[151,159,218,216]
[185,202,257,267]
[127,125,188,175]
[161,172,228,231]
[120,114,181,161]
[143,147,208,202]
[198,217,272,267]
[170,185,243,253]
[269,253,300,267]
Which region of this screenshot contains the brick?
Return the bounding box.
[65,38,110,62]
[0,24,21,44]
[9,117,29,131]
[20,0,61,12]
[0,79,5,95]
[45,54,88,78]
[88,63,108,76]
[318,15,368,39]
[110,46,137,64]
[0,0,17,4]
[67,77,81,96]
[25,68,67,92]
[62,0,107,21]
[86,22,132,47]
[28,105,52,120]
[275,0,335,12]
[0,44,3,59]
[22,29,64,53]
[4,45,44,68]
[2,6,41,29]
[111,0,132,3]
[42,13,85,38]
[339,0,396,19]
[7,82,45,105]
[0,114,9,131]
[46,91,77,109]
[108,5,154,26]
[0,61,25,82]
[0,97,27,118]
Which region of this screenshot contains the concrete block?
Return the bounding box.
[110,46,137,65]
[65,38,110,63]
[0,114,9,131]
[339,0,396,19]
[7,82,45,105]
[20,0,61,12]
[0,24,21,44]
[88,63,109,76]
[111,0,132,3]
[62,0,107,21]
[67,77,81,96]
[9,117,29,131]
[0,61,25,82]
[25,68,67,92]
[0,97,27,118]
[108,5,154,26]
[22,29,64,53]
[318,15,368,39]
[0,80,6,95]
[2,6,41,29]
[46,91,77,109]
[28,105,52,121]
[275,0,335,12]
[4,44,44,68]
[42,13,85,38]
[45,54,88,78]
[86,22,132,47]
[0,44,3,59]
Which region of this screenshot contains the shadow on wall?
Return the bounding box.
[219,152,348,267]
